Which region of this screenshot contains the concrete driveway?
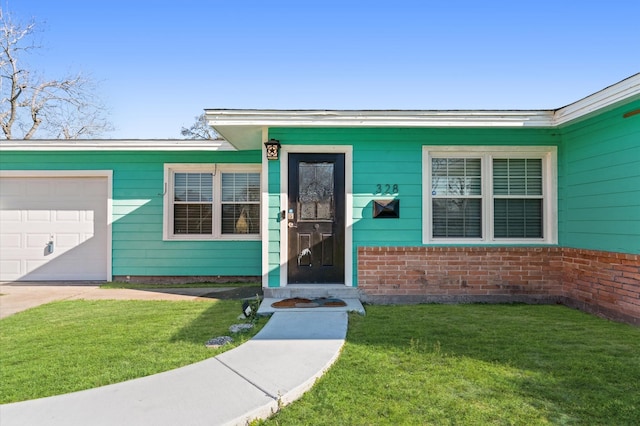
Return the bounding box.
[0,283,258,319]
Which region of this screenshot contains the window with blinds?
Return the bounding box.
[221,172,260,234]
[431,158,482,238]
[164,164,261,240]
[173,172,213,234]
[423,147,557,244]
[493,159,543,238]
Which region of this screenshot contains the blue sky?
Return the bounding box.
[6,0,640,139]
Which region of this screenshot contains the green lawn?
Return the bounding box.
[0,299,263,404]
[3,302,639,424]
[259,304,640,425]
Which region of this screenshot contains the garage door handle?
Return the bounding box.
[46,241,54,254]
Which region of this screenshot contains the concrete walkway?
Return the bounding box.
[0,310,348,425]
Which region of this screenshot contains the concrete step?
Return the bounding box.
[263,285,360,300]
[257,298,365,316]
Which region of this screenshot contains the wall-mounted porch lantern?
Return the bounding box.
[264,139,281,160]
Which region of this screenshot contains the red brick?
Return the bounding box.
[622,283,640,293]
[615,286,638,297]
[614,278,638,288]
[617,301,640,314]
[357,245,639,321]
[621,295,640,305]
[621,271,640,281]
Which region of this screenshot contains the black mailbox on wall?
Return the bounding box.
[373,199,400,218]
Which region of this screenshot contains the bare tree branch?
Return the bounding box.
[180,113,219,140]
[0,8,112,139]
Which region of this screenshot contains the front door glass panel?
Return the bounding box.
[299,162,334,220]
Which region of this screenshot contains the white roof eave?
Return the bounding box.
[206,73,640,150]
[207,110,556,150]
[553,73,640,125]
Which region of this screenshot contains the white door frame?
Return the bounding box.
[0,170,113,281]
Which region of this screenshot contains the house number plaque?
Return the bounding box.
[374,184,399,195]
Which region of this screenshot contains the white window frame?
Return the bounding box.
[163,163,261,241]
[422,146,557,244]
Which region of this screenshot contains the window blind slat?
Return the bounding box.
[173,204,212,234]
[433,199,482,238]
[494,199,542,238]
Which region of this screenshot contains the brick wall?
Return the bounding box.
[357,246,640,325]
[562,248,640,325]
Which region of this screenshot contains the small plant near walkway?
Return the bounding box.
[0,299,263,404]
[242,293,263,322]
[258,304,640,425]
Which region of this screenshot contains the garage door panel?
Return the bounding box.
[26,210,51,222]
[56,210,81,221]
[0,176,109,281]
[55,180,80,195]
[26,259,48,272]
[0,259,20,274]
[26,233,50,248]
[24,247,106,280]
[0,233,21,248]
[57,234,81,248]
[26,181,51,196]
[0,210,21,221]
[0,181,21,196]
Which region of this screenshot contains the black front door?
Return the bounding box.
[287,153,345,284]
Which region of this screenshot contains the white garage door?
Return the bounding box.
[0,175,109,281]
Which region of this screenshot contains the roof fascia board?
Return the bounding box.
[205,73,640,133]
[553,73,640,126]
[206,110,556,128]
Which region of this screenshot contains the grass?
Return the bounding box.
[258,304,640,425]
[3,302,638,423]
[0,299,264,404]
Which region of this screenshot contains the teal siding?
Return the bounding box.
[270,127,560,286]
[4,104,636,285]
[0,150,263,277]
[267,161,281,287]
[559,100,640,254]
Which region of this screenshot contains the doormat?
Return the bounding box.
[271,297,347,308]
